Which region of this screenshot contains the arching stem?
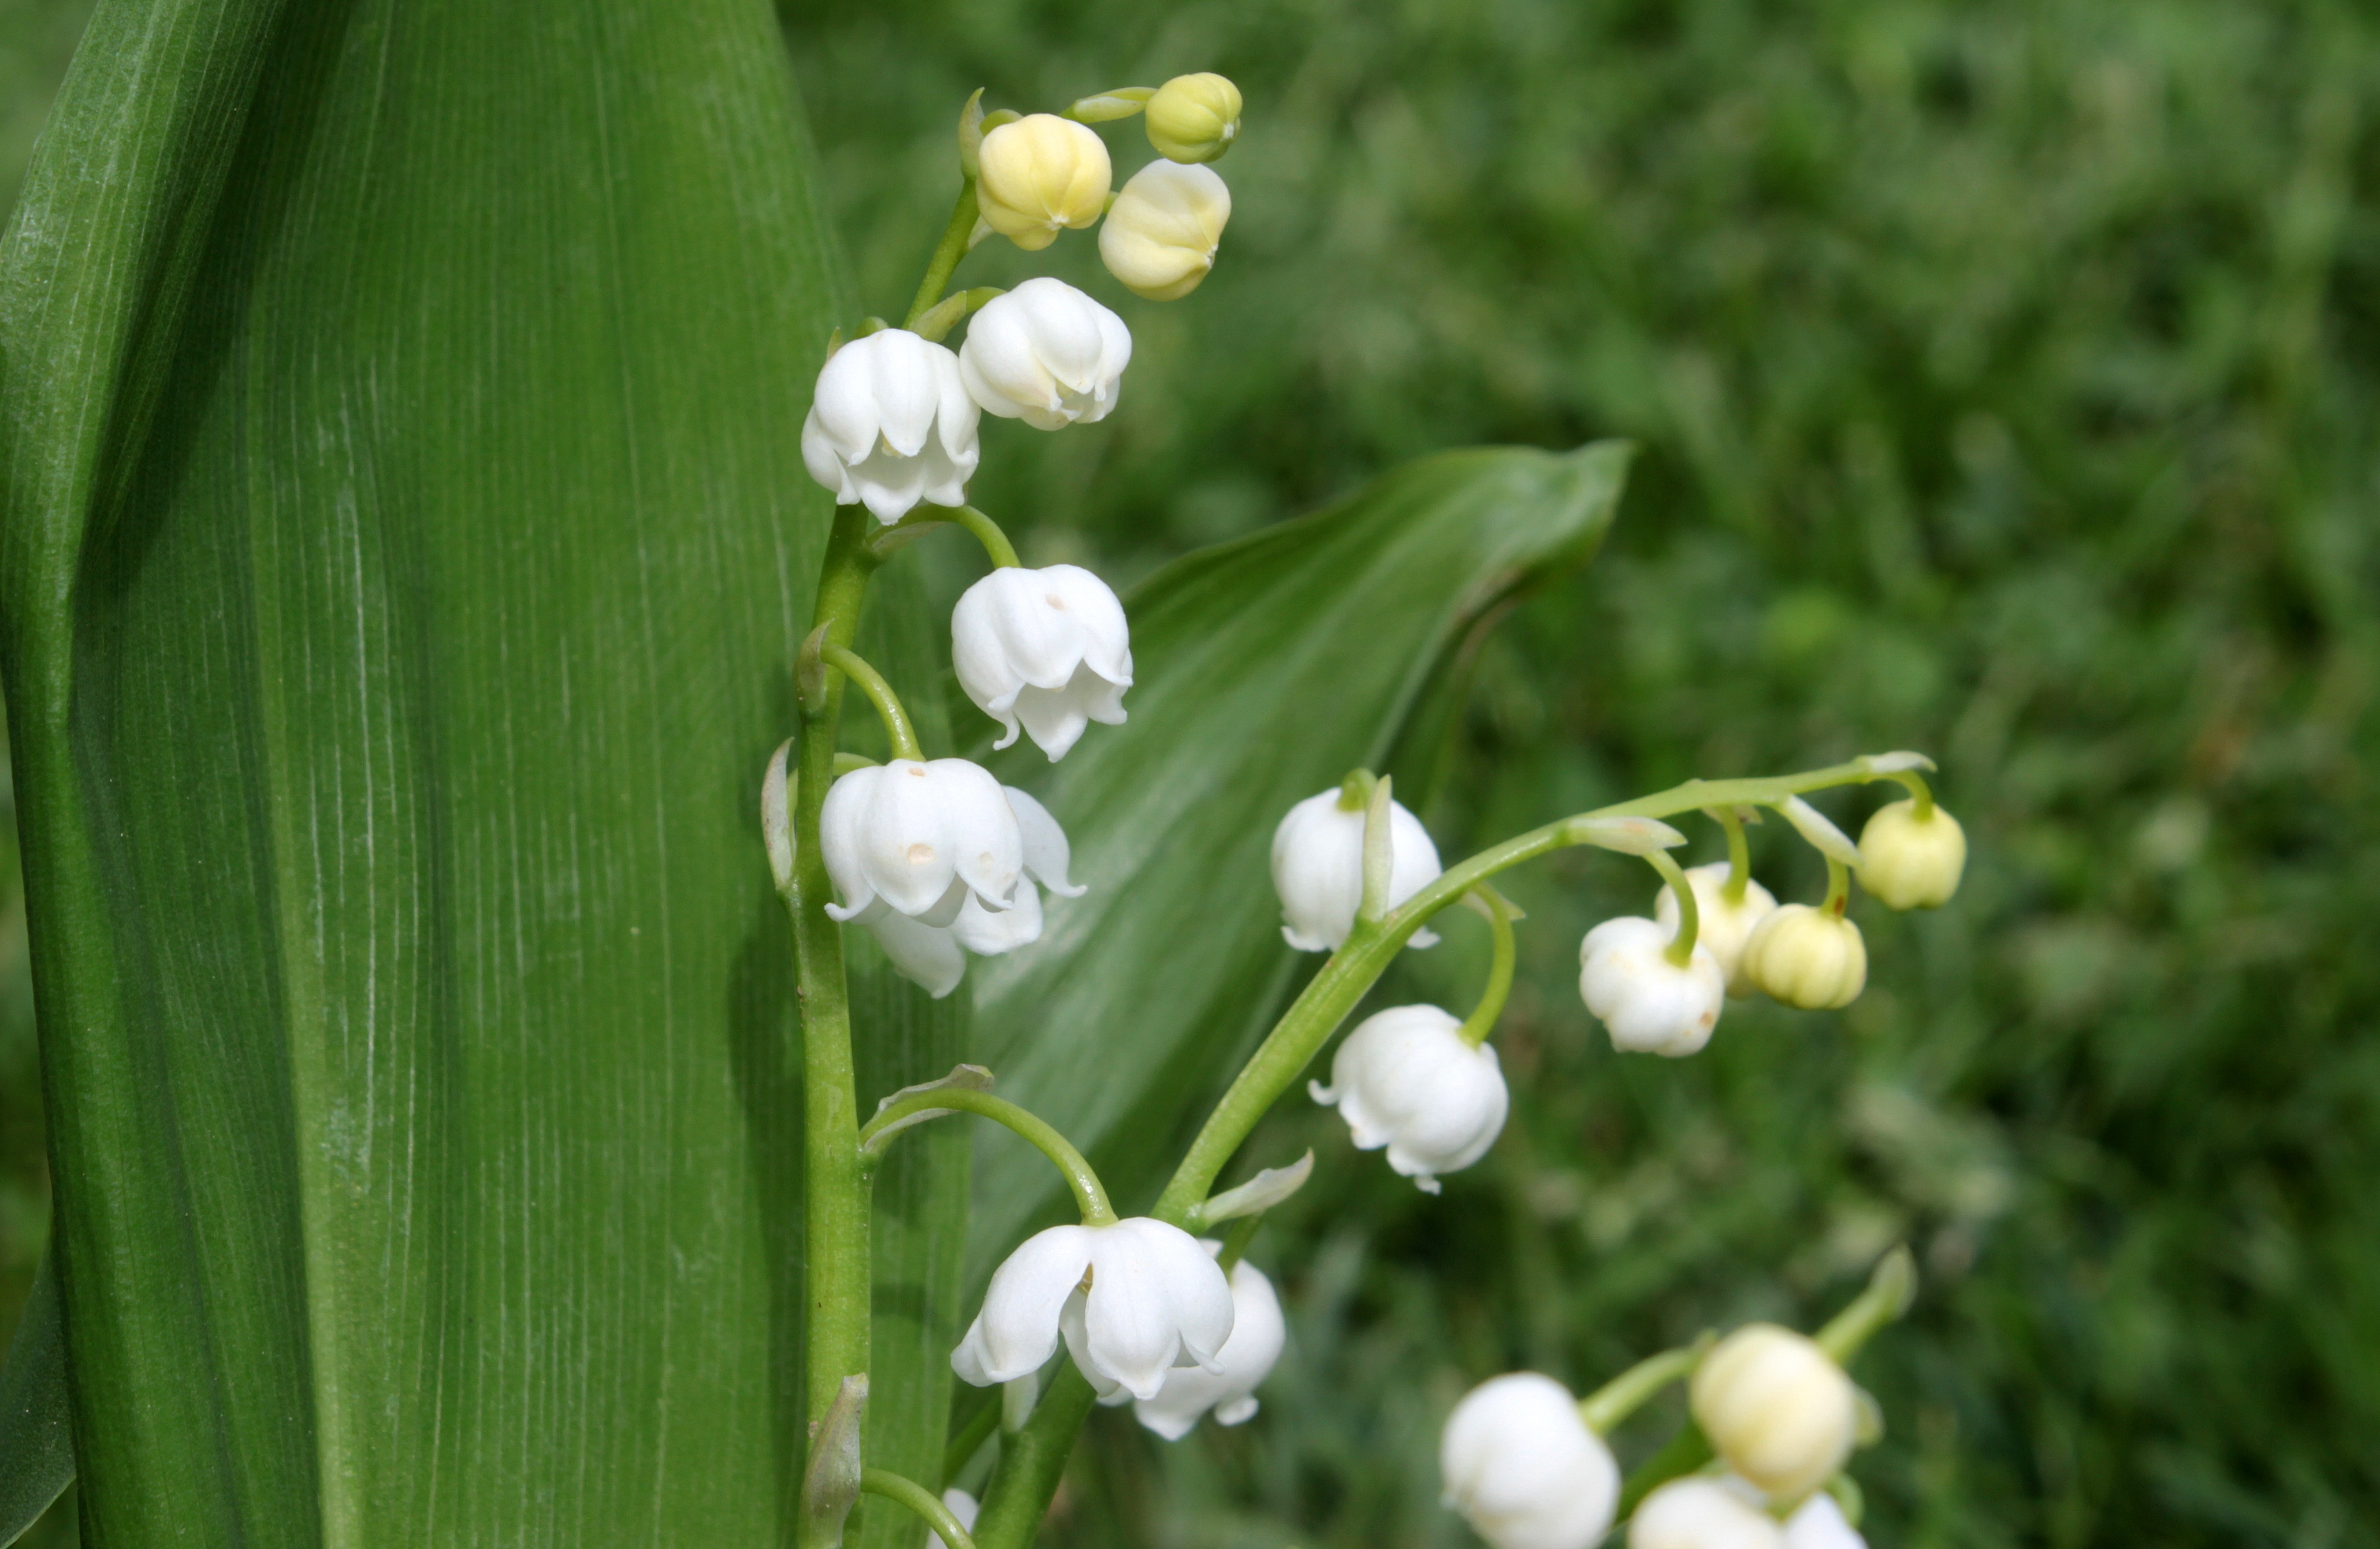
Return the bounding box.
[1455,887,1518,1048]
[817,641,923,762]
[1578,1337,1712,1435]
[1822,854,1852,917]
[906,178,982,329]
[1645,849,1700,967]
[861,1468,976,1549]
[860,1089,1115,1226]
[1714,804,1753,904]
[1888,769,1937,818]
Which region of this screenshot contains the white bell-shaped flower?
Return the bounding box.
[953,1216,1234,1402]
[1099,159,1233,301]
[845,785,1083,999]
[1690,1324,1858,1500]
[1311,1005,1507,1193]
[1783,1493,1865,1549]
[1107,1243,1284,1439]
[801,329,980,523]
[1654,863,1779,996]
[820,758,1025,924]
[1856,798,1966,910]
[1739,905,1866,1010]
[928,1488,979,1549]
[951,564,1132,759]
[1628,1477,1783,1549]
[1271,788,1443,952]
[959,278,1132,430]
[1578,917,1727,1056]
[1440,1372,1620,1549]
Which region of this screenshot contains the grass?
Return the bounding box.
[6,0,2378,1542]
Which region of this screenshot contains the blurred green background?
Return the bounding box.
[6,0,2377,1544]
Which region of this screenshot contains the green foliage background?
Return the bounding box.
[5,0,2377,1544]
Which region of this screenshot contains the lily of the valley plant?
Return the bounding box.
[771,78,1967,1549]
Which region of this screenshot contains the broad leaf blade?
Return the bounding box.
[0,0,967,1541]
[0,1252,72,1544]
[971,442,1628,1269]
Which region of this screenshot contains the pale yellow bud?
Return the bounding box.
[1145,72,1243,163]
[1099,161,1232,300]
[976,114,1112,251]
[1689,1324,1858,1501]
[1740,904,1865,1010]
[1856,799,1966,910]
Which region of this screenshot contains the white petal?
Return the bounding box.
[1077,1219,1234,1401]
[955,1224,1098,1385]
[818,766,882,919]
[801,407,858,503]
[862,909,966,999]
[1040,564,1133,686]
[854,760,964,918]
[810,342,886,462]
[1783,1492,1866,1549]
[1003,787,1085,896]
[931,758,1025,908]
[868,330,944,457]
[1441,1373,1619,1549]
[950,878,1043,955]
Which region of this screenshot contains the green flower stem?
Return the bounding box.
[1816,1245,1917,1365]
[819,642,924,761]
[970,755,1916,1549]
[969,1364,1100,1549]
[1214,1210,1265,1274]
[858,1088,1116,1225]
[942,1397,1002,1488]
[1155,757,1896,1220]
[871,504,1021,570]
[1357,774,1396,922]
[1578,1339,1710,1436]
[905,178,982,329]
[1455,888,1518,1048]
[860,1468,976,1549]
[1715,805,1753,904]
[1645,850,1700,967]
[1887,769,1937,818]
[1822,853,1852,916]
[788,508,884,1546]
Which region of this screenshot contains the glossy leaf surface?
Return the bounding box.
[0,0,970,1542]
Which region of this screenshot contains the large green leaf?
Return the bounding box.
[0,1252,72,1543]
[971,442,1628,1271]
[0,0,970,1542]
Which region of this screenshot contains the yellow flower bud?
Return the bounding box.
[1689,1324,1858,1500]
[1144,72,1243,163]
[1740,904,1865,1010]
[1856,799,1966,910]
[1098,161,1232,300]
[976,114,1112,251]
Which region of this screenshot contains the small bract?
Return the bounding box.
[1311,1004,1508,1192]
[1271,788,1443,952]
[1654,862,1779,996]
[952,563,1133,760]
[1739,904,1866,1010]
[953,1216,1234,1402]
[1578,917,1727,1056]
[1440,1372,1620,1549]
[1690,1324,1859,1500]
[1099,160,1232,301]
[801,329,980,523]
[976,114,1111,250]
[960,278,1132,429]
[1108,1244,1285,1439]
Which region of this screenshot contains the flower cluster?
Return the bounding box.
[1441,1258,1909,1549]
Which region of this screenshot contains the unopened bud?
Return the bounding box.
[1145,72,1243,163]
[1099,161,1232,300]
[976,114,1111,251]
[1689,1324,1858,1501]
[1855,799,1966,910]
[1740,904,1865,1010]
